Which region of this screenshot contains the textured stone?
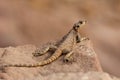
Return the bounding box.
[42,72,120,80]
[0,40,103,80]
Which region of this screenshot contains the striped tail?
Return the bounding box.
[2,50,62,67]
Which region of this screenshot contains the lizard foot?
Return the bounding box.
[63,57,75,63]
[32,48,48,57]
[80,37,90,42]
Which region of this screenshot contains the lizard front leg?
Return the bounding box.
[33,44,57,57]
[76,32,89,43]
[63,37,89,63]
[80,37,89,42]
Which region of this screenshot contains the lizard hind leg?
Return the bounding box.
[32,44,57,57]
[32,47,49,57]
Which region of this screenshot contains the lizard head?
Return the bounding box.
[73,20,86,31]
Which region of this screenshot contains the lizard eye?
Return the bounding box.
[79,21,83,24]
[79,20,86,25]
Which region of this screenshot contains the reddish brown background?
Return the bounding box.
[0,0,120,77]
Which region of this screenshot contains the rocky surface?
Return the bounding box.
[41,72,120,80]
[0,40,103,80]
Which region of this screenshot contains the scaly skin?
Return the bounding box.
[3,20,87,67]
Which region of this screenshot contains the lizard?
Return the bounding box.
[2,20,89,67]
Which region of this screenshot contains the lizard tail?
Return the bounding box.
[2,64,38,67]
[2,50,62,67]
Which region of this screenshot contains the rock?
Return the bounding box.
[0,40,103,80]
[41,71,120,80]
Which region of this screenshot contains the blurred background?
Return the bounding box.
[0,0,120,77]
